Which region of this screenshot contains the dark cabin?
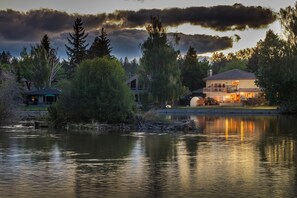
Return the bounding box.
[25,88,61,105]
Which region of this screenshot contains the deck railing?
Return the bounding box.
[203,85,238,93]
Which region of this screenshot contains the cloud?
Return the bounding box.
[0,4,274,58]
[110,4,276,31]
[0,4,275,41]
[172,33,234,54]
[88,29,234,58]
[0,9,106,41]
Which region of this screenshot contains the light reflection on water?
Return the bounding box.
[0,115,297,198]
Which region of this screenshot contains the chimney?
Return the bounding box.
[209,69,213,77]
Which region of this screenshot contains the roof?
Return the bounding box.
[203,69,256,81]
[125,74,139,84]
[191,88,204,94]
[25,88,61,96]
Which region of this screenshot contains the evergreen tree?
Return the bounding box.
[65,17,89,78]
[181,46,208,91]
[139,16,185,105]
[0,51,11,65]
[210,52,227,74]
[88,28,112,59]
[122,57,138,77]
[41,34,50,54]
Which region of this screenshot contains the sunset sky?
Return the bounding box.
[0,0,296,60]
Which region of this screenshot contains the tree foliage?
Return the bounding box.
[0,51,11,65]
[210,52,227,74]
[219,59,247,73]
[139,16,185,105]
[280,3,297,47]
[0,70,21,125]
[181,46,208,91]
[65,17,89,78]
[41,34,50,54]
[18,37,61,90]
[122,57,139,77]
[49,57,135,125]
[255,30,297,111]
[88,28,112,59]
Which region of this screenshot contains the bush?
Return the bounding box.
[242,95,267,106]
[49,57,135,125]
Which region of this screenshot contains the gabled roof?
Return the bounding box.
[203,69,256,81]
[25,88,61,96]
[125,74,139,84]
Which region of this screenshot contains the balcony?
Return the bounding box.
[203,85,238,93]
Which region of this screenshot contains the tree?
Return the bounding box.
[210,52,227,74]
[280,3,297,47]
[0,69,21,125]
[181,46,208,91]
[256,30,290,106]
[41,34,50,54]
[219,59,247,73]
[88,28,112,59]
[246,46,260,73]
[18,43,61,89]
[65,17,89,78]
[0,51,11,65]
[139,16,185,105]
[122,57,139,77]
[49,57,135,124]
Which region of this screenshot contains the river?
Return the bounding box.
[0,115,296,198]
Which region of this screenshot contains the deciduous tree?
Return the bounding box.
[49,57,135,124]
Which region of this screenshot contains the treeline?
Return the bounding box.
[2,2,297,125]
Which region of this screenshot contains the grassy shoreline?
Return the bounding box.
[157,105,279,115]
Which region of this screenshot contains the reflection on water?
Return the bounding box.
[0,115,297,197]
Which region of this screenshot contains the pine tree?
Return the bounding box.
[41,34,50,54]
[181,46,208,91]
[88,28,112,59]
[0,51,11,64]
[65,17,89,78]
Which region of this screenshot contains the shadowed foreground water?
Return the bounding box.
[0,115,297,198]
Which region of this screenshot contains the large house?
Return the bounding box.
[203,69,261,103]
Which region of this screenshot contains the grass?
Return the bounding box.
[21,105,48,111]
[174,105,278,110]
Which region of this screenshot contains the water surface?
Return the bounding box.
[0,115,297,198]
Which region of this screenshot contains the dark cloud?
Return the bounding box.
[89,30,234,58]
[110,4,276,31]
[0,4,274,58]
[2,29,234,59]
[0,4,275,41]
[171,33,234,54]
[0,9,106,41]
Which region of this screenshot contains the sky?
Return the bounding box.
[0,0,296,60]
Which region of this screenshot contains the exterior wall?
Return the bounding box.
[204,78,260,103]
[237,80,258,89]
[206,79,257,88]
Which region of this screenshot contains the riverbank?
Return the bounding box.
[156,106,279,115]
